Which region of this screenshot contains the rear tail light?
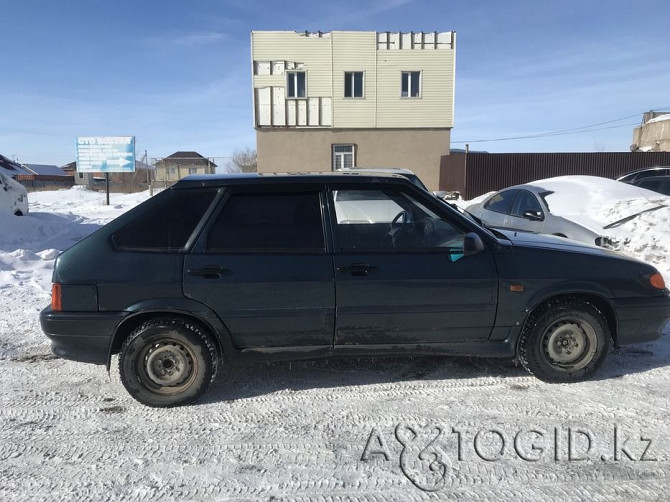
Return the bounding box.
[650,273,666,290]
[51,283,62,311]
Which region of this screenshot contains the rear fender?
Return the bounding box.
[106,298,233,369]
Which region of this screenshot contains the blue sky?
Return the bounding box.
[1,0,669,166]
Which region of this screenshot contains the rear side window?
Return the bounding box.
[484,189,518,214]
[114,189,217,251]
[207,192,324,252]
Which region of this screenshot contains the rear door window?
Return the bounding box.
[206,192,325,252]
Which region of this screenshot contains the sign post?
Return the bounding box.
[76,136,136,205]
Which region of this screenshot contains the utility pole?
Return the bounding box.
[463,143,469,199]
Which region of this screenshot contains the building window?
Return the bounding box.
[287,71,306,98]
[401,71,421,98]
[344,71,364,98]
[188,167,197,175]
[332,144,355,170]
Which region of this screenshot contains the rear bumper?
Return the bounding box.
[40,307,126,365]
[612,294,670,346]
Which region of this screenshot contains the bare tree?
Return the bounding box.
[226,148,257,173]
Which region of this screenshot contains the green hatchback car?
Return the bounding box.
[41,173,670,407]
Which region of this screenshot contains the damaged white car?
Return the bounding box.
[466,176,666,249]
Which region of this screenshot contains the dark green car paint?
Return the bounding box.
[40,173,670,370]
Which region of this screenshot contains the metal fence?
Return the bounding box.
[440,152,670,199]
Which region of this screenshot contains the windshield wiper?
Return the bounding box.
[603,204,666,229]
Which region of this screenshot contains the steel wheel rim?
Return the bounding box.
[139,338,196,393]
[541,317,598,372]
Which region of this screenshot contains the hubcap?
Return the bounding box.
[144,341,193,387]
[542,319,597,371]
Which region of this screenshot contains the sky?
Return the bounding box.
[1,0,669,166]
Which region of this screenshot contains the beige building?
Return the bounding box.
[251,30,456,190]
[632,111,670,152]
[154,151,217,184]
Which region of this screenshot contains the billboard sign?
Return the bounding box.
[76,136,135,173]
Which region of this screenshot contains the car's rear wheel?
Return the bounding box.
[119,318,217,407]
[518,298,609,382]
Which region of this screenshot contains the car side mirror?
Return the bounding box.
[522,210,543,221]
[463,232,485,256]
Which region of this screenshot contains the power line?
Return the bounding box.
[452,109,670,144]
[452,122,639,144]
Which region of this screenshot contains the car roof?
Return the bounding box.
[491,183,548,195]
[335,167,416,175]
[617,166,670,180]
[174,171,415,188]
[635,175,670,181]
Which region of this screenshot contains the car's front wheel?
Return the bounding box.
[119,318,217,407]
[518,298,609,382]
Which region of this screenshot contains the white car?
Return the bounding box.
[466,176,666,249]
[0,171,29,216]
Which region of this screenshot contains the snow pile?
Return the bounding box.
[647,113,670,124]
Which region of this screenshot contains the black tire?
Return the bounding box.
[518,298,609,383]
[119,318,217,407]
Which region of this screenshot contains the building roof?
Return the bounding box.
[0,155,32,176]
[165,151,208,159]
[25,164,68,176]
[160,151,217,167]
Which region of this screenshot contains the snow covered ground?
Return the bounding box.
[1,181,669,501]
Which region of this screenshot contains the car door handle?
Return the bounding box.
[188,265,227,279]
[337,263,378,276]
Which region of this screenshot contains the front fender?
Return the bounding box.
[525,280,613,313]
[493,279,615,348]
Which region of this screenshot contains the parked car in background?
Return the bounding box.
[0,171,29,216]
[628,176,670,196]
[617,166,670,184]
[466,176,666,249]
[40,172,670,407]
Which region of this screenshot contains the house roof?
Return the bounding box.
[61,160,154,172]
[165,151,207,159]
[160,151,217,167]
[25,164,68,176]
[0,155,32,176]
